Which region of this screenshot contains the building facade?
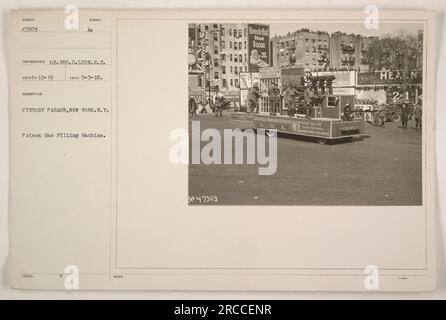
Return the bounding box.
[329,32,377,71]
[188,23,249,98]
[270,29,377,72]
[271,29,330,71]
[189,24,423,107]
[219,23,249,93]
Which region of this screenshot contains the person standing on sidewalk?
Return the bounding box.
[400,103,409,129]
[414,104,422,130]
[378,105,386,127]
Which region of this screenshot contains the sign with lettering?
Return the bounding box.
[259,67,281,79]
[248,24,270,72]
[290,118,331,137]
[357,70,422,85]
[239,72,260,89]
[251,115,331,138]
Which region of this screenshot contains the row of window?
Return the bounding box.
[276,38,368,51]
[213,40,247,52]
[213,42,247,53]
[214,65,248,78]
[213,53,248,66]
[225,40,246,50]
[224,53,247,63]
[306,63,320,69]
[278,38,328,48]
[199,25,245,36]
[222,28,246,38]
[221,78,239,88]
[212,29,247,41]
[279,48,321,56]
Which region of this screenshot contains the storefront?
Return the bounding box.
[356,70,422,106]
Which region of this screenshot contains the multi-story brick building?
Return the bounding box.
[271,29,330,71]
[189,23,413,108]
[188,23,249,98]
[357,36,377,71]
[219,23,249,92]
[329,31,377,71]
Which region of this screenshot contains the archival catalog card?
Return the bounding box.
[8,9,437,291]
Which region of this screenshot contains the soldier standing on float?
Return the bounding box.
[249,84,260,114]
[303,87,314,119]
[284,84,297,118]
[343,103,353,121]
[268,82,280,115]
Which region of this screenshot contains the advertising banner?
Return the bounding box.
[247,24,270,72]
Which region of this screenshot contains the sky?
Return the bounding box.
[269,22,423,38]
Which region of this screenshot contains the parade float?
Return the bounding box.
[232,69,365,144]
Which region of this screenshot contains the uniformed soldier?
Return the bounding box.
[268,82,280,115]
[284,84,297,117]
[378,105,386,127]
[414,104,422,130]
[343,103,353,121]
[400,103,409,129]
[303,87,314,119]
[249,85,260,114]
[214,96,225,117]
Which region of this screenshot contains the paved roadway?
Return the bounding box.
[188,112,422,205]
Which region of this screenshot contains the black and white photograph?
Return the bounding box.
[3,6,441,297]
[188,21,424,206]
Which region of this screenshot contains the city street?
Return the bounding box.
[188,112,422,205]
